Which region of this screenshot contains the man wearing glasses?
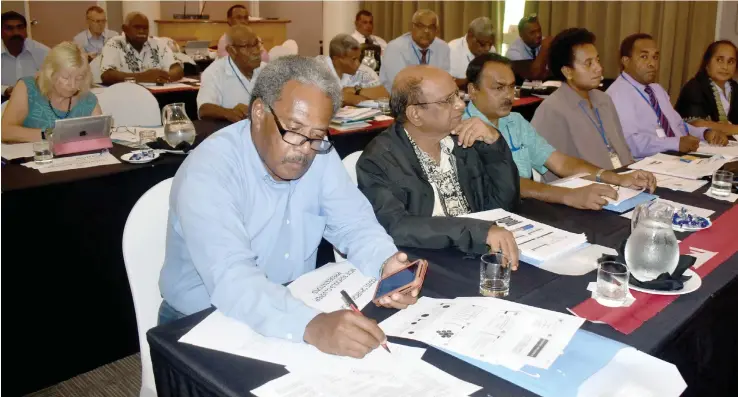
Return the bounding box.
[198,25,265,122]
[506,14,551,80]
[160,56,421,359]
[73,6,118,61]
[380,9,450,91]
[357,65,521,267]
[448,17,497,89]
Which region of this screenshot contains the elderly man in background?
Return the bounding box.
[73,5,118,61]
[448,16,497,88]
[316,34,388,106]
[351,10,387,53]
[198,25,265,123]
[216,4,268,62]
[1,11,49,97]
[380,9,450,91]
[100,12,183,85]
[160,55,421,358]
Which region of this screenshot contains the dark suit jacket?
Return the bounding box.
[356,122,520,255]
[675,72,738,124]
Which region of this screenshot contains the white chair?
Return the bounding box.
[122,178,174,397]
[282,39,298,55]
[90,56,102,84]
[334,151,363,262]
[268,44,291,60]
[97,82,161,127]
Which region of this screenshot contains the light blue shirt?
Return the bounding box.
[380,32,450,91]
[73,29,118,55]
[159,120,398,341]
[505,37,540,61]
[1,38,49,89]
[464,102,555,179]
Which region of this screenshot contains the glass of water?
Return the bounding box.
[33,140,53,165]
[710,170,734,197]
[480,252,511,297]
[139,129,157,146]
[377,98,390,116]
[595,261,629,307]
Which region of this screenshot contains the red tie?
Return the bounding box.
[420,49,428,64]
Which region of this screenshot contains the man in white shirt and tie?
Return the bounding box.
[1,11,49,97]
[351,10,387,53]
[198,25,265,123]
[448,17,496,88]
[72,6,118,61]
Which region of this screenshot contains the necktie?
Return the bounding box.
[420,49,428,64]
[365,36,374,45]
[643,85,675,137]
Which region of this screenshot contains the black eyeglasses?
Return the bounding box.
[269,106,333,154]
[410,89,463,107]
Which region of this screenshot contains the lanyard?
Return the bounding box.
[411,43,430,65]
[620,72,689,134]
[578,102,613,153]
[228,57,252,96]
[465,108,520,151]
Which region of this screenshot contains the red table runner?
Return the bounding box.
[571,204,738,334]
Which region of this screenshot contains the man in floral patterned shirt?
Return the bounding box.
[100,12,183,85]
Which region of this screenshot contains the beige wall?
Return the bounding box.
[260,1,322,56]
[106,1,124,33]
[1,1,26,16]
[718,1,738,44]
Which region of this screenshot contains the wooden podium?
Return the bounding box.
[155,19,290,50]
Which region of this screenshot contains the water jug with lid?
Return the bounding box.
[624,201,679,281]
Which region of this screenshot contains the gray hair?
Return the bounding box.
[411,9,439,25]
[124,11,147,26]
[251,55,342,114]
[468,17,494,39]
[329,33,360,58]
[390,76,426,123]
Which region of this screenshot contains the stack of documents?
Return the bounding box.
[693,141,738,159]
[380,297,584,371]
[461,209,588,263]
[628,153,730,179]
[331,107,381,131]
[549,177,655,213]
[21,152,120,173]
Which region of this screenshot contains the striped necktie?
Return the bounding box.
[420,49,428,64]
[643,85,675,137]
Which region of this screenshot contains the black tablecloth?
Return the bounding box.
[153,89,199,122]
[147,183,737,397]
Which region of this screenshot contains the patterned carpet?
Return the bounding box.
[25,354,141,397]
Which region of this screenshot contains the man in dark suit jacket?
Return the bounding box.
[356,65,521,266]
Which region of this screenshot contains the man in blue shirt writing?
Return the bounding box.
[159,55,419,358]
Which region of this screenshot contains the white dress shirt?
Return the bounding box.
[196,56,265,117]
[712,80,732,114]
[99,35,179,75]
[315,55,381,89]
[1,39,49,91]
[351,30,387,53]
[73,29,118,55]
[448,36,496,79]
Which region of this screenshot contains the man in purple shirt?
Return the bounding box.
[607,33,727,158]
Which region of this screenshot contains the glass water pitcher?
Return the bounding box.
[162,102,196,147]
[624,201,679,281]
[361,50,378,71]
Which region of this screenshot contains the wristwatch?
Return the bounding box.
[595,168,606,183]
[354,85,362,96]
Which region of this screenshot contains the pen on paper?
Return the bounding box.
[340,289,391,354]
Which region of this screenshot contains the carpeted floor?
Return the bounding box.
[25,354,141,397]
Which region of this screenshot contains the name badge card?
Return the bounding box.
[656,128,666,138]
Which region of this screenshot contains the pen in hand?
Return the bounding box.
[339,289,391,354]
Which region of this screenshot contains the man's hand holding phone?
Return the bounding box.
[375,252,424,309]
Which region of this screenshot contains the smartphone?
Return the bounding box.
[372,259,428,306]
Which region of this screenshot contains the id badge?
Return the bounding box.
[655,128,666,138]
[609,152,622,169]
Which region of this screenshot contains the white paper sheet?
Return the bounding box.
[1,143,34,160]
[286,262,377,313]
[461,209,588,262]
[686,247,718,269]
[21,152,120,173]
[620,198,715,220]
[628,154,729,180]
[703,190,738,202]
[620,169,709,192]
[587,282,636,308]
[550,177,643,205]
[145,83,197,91]
[692,141,738,159]
[110,126,165,143]
[536,244,617,276]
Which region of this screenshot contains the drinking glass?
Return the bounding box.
[139,129,157,146]
[710,170,734,197]
[32,140,53,165]
[377,98,390,116]
[595,261,629,307]
[480,252,511,297]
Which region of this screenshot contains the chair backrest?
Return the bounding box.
[90,56,102,84]
[334,151,363,262]
[282,39,298,54]
[97,82,161,127]
[122,178,174,397]
[268,44,290,61]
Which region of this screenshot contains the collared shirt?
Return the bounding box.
[448,36,496,79]
[351,30,387,53]
[505,37,541,61]
[380,32,450,91]
[315,55,380,89]
[606,72,707,158]
[1,39,49,89]
[531,82,634,172]
[159,120,397,341]
[196,56,264,117]
[464,102,554,179]
[712,79,732,114]
[73,28,118,55]
[99,35,179,75]
[216,33,269,62]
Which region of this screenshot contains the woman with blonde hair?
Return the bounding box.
[2,41,101,142]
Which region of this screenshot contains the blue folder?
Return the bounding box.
[603,192,658,213]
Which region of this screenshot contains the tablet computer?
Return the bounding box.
[52,115,113,156]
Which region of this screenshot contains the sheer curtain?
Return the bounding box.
[525,1,718,99]
[360,1,505,50]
